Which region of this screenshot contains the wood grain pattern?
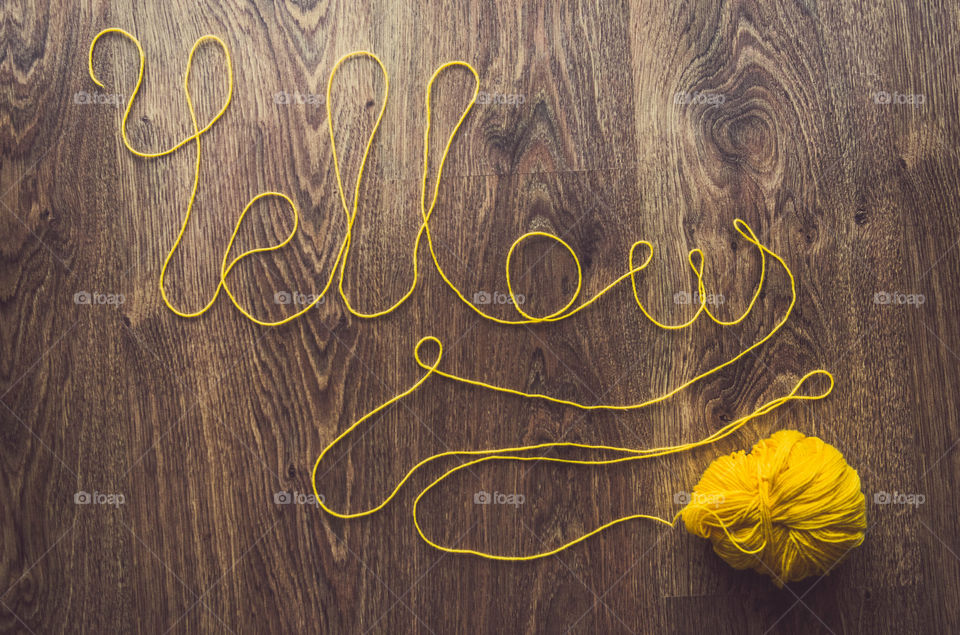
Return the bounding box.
[2,0,959,632]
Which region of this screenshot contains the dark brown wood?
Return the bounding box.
[1,0,958,632]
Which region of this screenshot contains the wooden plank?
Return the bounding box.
[1,0,958,632]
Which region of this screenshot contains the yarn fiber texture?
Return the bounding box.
[681,430,867,586]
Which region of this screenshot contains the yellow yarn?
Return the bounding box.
[85,28,753,329]
[681,430,867,585]
[89,29,867,580]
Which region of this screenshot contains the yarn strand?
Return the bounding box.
[90,29,849,566]
[88,31,764,330]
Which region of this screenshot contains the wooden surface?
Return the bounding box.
[1,0,958,632]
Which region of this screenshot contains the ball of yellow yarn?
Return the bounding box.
[681,429,866,586]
